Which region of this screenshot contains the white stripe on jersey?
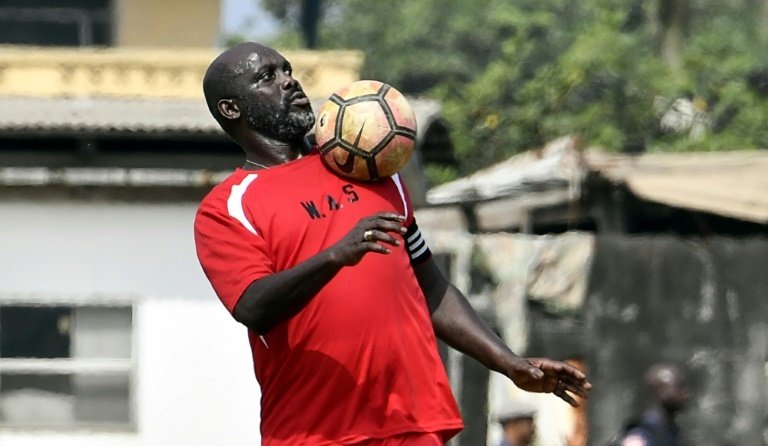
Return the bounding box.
[227,173,259,235]
[390,173,408,221]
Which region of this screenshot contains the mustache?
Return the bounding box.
[283,88,306,107]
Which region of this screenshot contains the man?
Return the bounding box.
[616,363,689,446]
[194,42,591,446]
[494,401,537,446]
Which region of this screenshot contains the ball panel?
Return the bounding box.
[327,145,372,179]
[315,100,341,150]
[314,80,416,182]
[344,79,385,98]
[375,135,415,177]
[383,87,417,131]
[340,102,392,151]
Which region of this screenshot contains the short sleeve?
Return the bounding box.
[194,202,275,314]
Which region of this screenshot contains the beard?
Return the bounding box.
[242,94,315,143]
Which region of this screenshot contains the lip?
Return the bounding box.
[289,91,310,106]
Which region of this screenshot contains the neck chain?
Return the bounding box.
[245,159,270,169]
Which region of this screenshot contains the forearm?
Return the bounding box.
[415,258,592,406]
[234,249,343,333]
[416,259,521,374]
[431,283,521,374]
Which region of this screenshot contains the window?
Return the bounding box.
[0,304,134,429]
[0,0,112,46]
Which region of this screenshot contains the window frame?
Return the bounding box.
[0,2,114,47]
[0,294,137,432]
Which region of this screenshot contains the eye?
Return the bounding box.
[260,70,275,81]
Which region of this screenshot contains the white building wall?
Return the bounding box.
[0,200,261,445]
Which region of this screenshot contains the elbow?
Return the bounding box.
[232,302,274,335]
[421,278,450,315]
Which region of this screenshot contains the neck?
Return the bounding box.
[244,159,271,169]
[239,134,310,170]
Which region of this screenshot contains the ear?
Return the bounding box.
[217,99,241,120]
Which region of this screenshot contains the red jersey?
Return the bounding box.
[194,153,462,445]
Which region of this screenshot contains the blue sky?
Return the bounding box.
[221,0,280,39]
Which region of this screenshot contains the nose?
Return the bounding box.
[281,72,299,90]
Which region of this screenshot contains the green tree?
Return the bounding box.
[258,0,768,181]
[261,0,325,48]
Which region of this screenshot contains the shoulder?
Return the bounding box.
[198,170,243,205]
[195,169,257,224]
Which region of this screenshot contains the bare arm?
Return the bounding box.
[233,212,406,334]
[414,257,592,406]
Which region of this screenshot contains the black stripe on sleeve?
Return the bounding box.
[404,221,432,265]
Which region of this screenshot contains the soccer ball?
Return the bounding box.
[315,80,417,181]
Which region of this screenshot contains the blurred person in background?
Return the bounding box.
[613,363,689,446]
[494,401,537,446]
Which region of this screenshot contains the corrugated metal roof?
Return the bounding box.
[426,136,585,205]
[0,95,445,203]
[0,166,230,187]
[0,95,443,137]
[426,136,768,224]
[587,149,768,223]
[0,96,220,135]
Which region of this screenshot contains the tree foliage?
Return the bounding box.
[256,0,768,181]
[260,0,325,48]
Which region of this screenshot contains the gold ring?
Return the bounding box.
[363,230,374,241]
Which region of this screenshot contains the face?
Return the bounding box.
[658,370,689,411]
[649,365,689,412]
[231,45,315,142]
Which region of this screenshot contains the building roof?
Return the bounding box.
[0,95,444,137]
[0,95,445,206]
[426,136,584,205]
[0,96,220,135]
[587,149,768,223]
[427,136,768,224]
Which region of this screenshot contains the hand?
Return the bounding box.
[328,212,407,266]
[505,357,592,407]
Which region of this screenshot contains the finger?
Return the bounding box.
[531,358,588,381]
[559,374,592,391]
[555,368,592,390]
[555,370,588,384]
[372,219,408,235]
[561,381,590,399]
[371,212,406,222]
[363,241,391,254]
[554,387,580,407]
[364,229,400,246]
[553,379,585,406]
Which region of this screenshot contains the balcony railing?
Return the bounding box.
[0,46,363,100]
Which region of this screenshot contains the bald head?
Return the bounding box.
[203,42,275,126]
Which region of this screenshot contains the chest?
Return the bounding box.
[245,178,406,262]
